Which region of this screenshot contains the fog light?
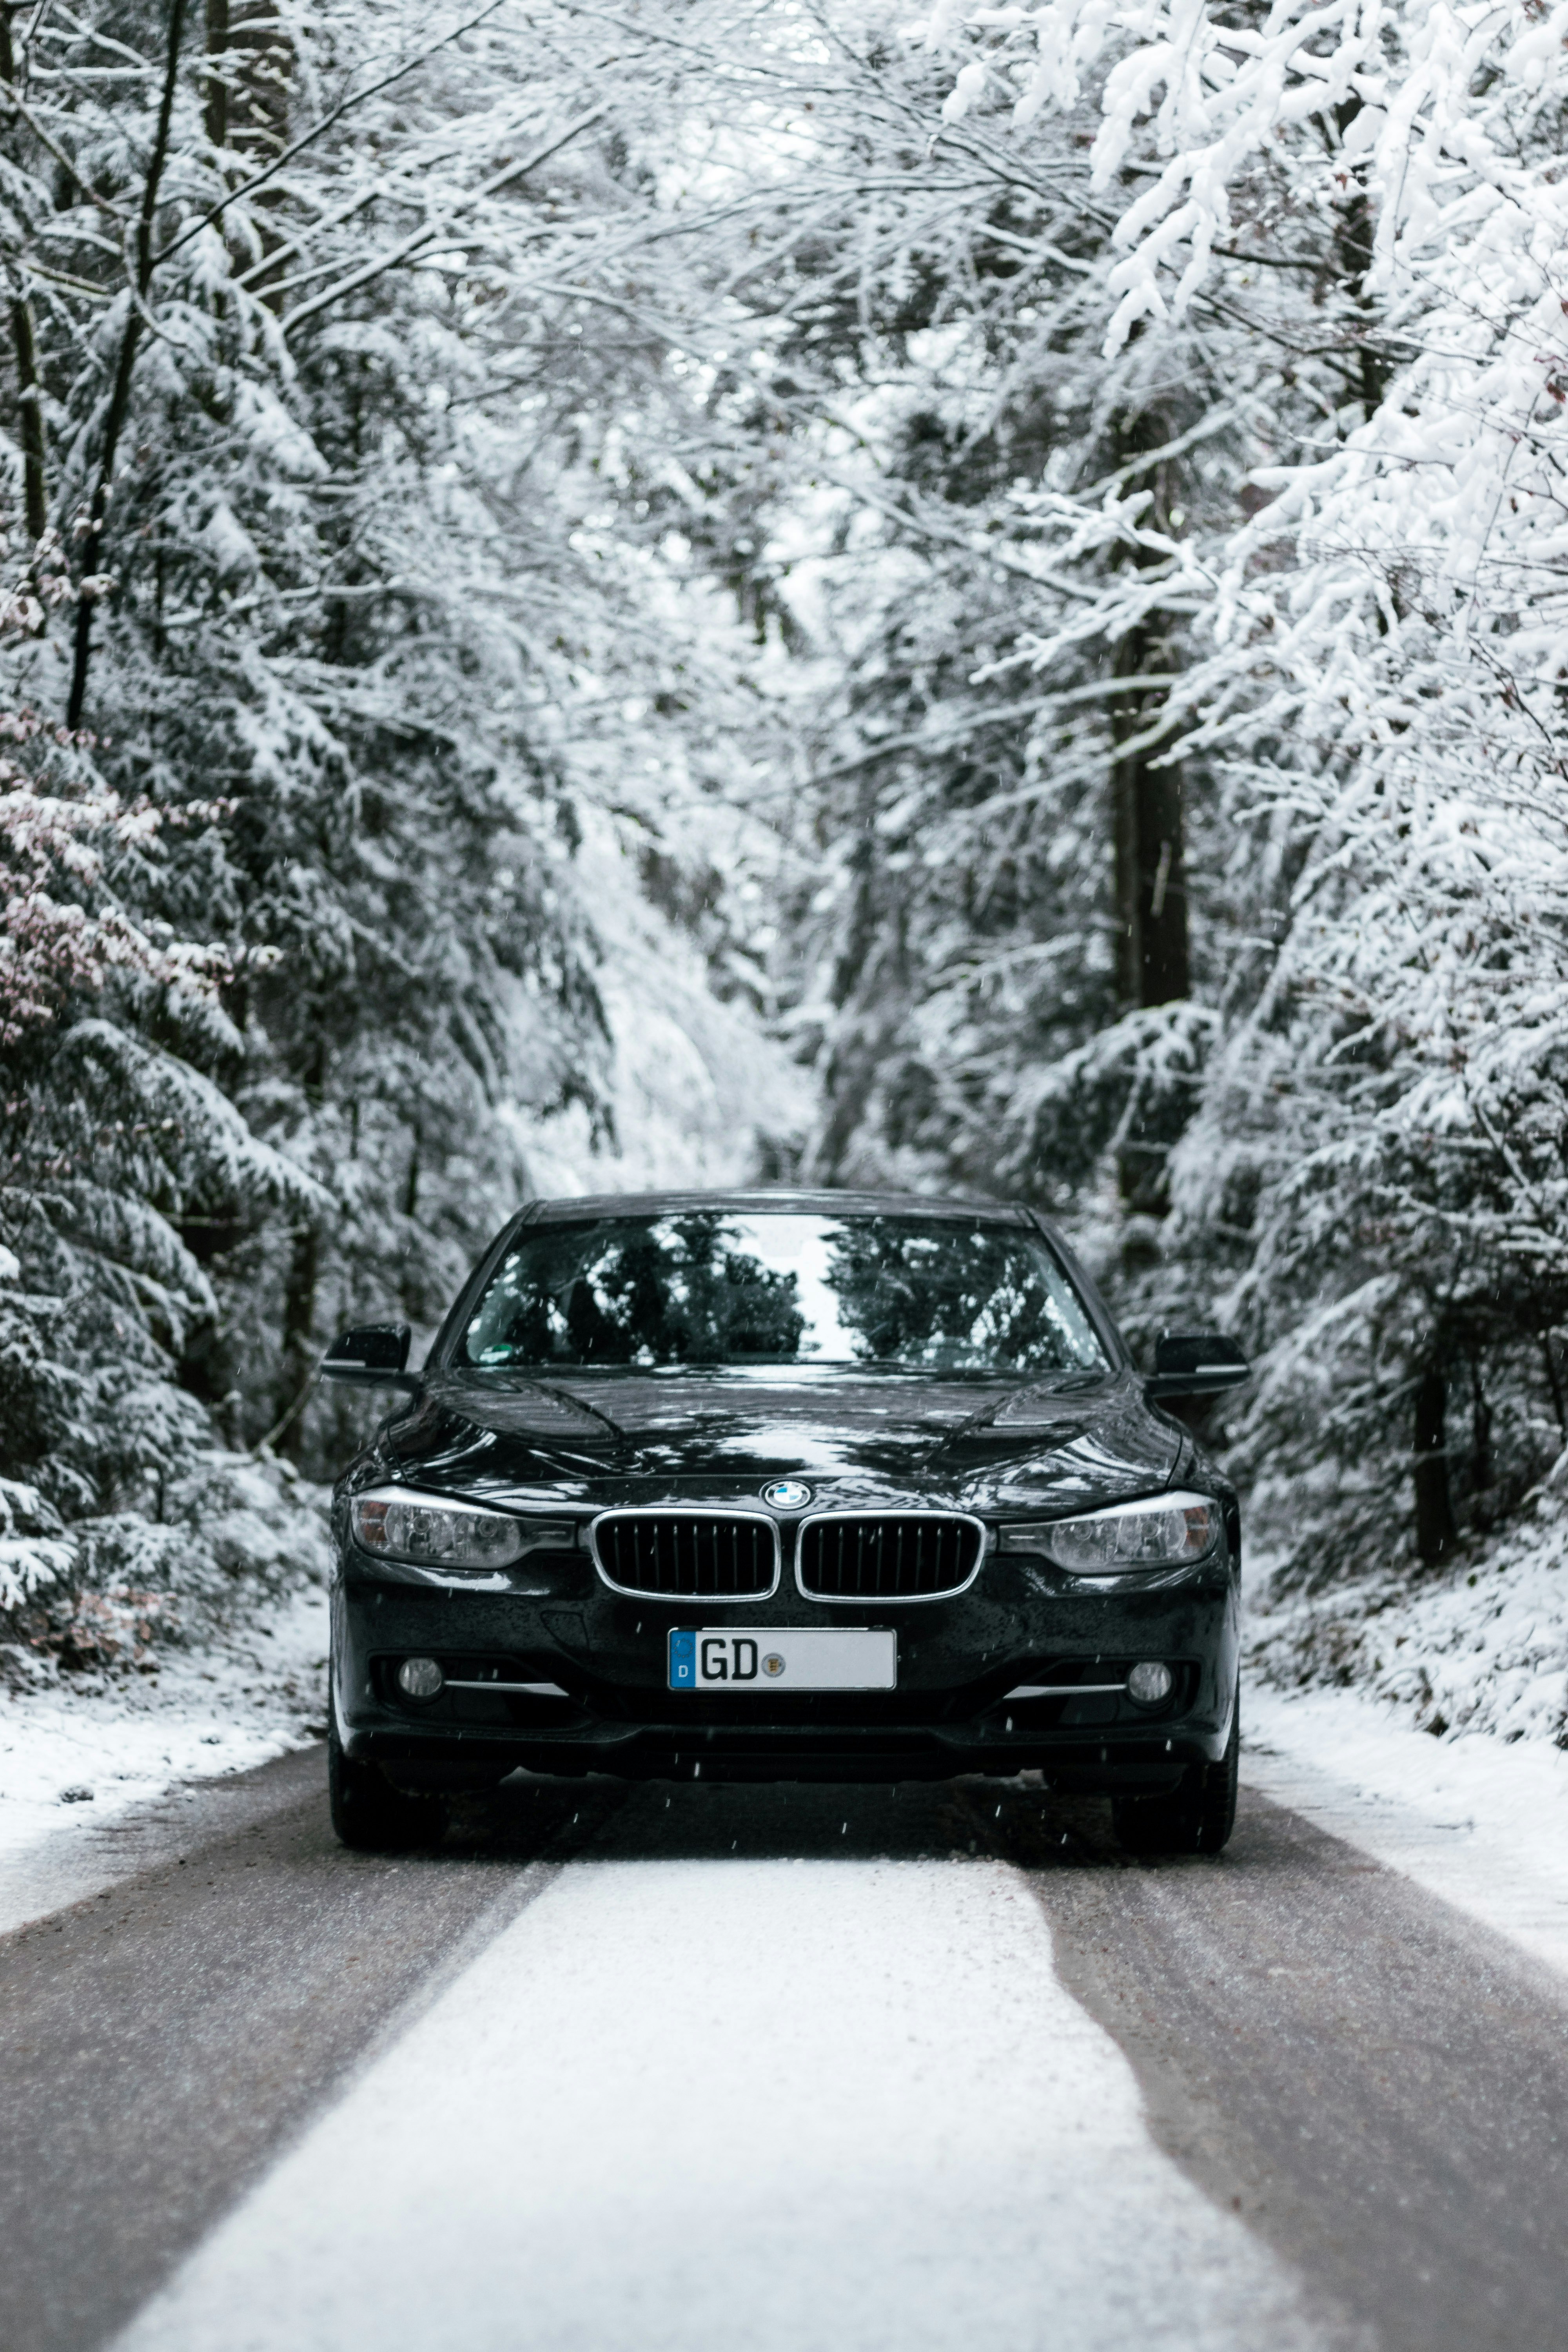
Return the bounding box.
[1126,1660,1173,1706]
[396,1656,444,1700]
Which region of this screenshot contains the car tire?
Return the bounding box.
[328,1717,447,1851]
[1112,1679,1239,1857]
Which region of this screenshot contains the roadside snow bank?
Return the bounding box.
[1236,1496,1568,1971]
[1247,1491,1568,1745]
[1244,1682,1568,1978]
[0,1578,327,1843]
[0,1450,331,1682]
[0,1448,330,1902]
[0,1578,328,1936]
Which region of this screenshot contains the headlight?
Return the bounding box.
[351,1490,568,1570]
[998,1491,1220,1573]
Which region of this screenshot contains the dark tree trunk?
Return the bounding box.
[1106,401,1191,1209]
[1109,404,1190,1014]
[66,0,189,729]
[0,11,47,543]
[1330,99,1393,425]
[9,298,46,543]
[204,0,229,149]
[278,1222,319,1463]
[1414,1368,1457,1564]
[1111,619,1189,1011]
[1470,1356,1493,1493]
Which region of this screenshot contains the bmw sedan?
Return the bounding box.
[322,1189,1249,1855]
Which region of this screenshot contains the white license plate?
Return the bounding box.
[668,1628,896,1692]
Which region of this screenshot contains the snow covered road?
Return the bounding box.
[4,1766,1566,2352]
[113,1840,1330,2352]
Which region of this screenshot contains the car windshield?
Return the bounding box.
[457,1210,1110,1376]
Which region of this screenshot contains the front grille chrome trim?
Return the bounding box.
[589,1507,782,1602]
[795,1511,987,1604]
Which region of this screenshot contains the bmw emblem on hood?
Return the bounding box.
[762,1479,812,1510]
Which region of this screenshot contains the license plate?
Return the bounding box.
[668,1628,896,1692]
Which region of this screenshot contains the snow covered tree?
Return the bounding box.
[0,0,810,1664]
[13,0,1567,1613]
[638,2,1237,1209]
[920,0,1568,1570]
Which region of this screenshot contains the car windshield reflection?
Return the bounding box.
[459,1210,1110,1377]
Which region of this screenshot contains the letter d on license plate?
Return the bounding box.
[668,1628,896,1692]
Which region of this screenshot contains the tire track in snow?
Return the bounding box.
[0,1763,621,2352]
[971,1779,1568,2352]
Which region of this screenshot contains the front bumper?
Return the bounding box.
[331,1536,1240,1792]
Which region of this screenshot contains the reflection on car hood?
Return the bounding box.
[372,1367,1183,1516]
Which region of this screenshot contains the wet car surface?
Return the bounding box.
[323,1189,1248,1851]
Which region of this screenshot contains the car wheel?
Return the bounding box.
[328,1717,447,1851]
[1112,1679,1239,1858]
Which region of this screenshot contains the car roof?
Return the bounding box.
[524,1187,1034,1227]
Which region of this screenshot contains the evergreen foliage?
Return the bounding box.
[4,0,1567,1668]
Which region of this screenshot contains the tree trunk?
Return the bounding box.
[1469,1355,1493,1493]
[9,298,46,543]
[278,1221,319,1463]
[0,11,47,543]
[1109,404,1190,1014]
[1107,402,1191,1209]
[1541,1333,1566,1436]
[204,0,229,149]
[66,0,189,729]
[1330,99,1393,426]
[1414,1368,1457,1564]
[1111,619,1189,1010]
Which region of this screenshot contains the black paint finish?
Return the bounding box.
[329,1191,1237,1789]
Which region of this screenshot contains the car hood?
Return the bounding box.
[366,1365,1183,1517]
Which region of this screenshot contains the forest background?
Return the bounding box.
[4,0,1567,1713]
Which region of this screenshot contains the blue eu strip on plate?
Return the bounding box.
[668,1629,697,1688]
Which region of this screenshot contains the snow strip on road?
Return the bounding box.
[114,1851,1346,2352]
[1245,1681,1568,1977]
[0,1584,327,1936]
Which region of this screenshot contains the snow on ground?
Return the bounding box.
[1248,1479,1568,1744]
[1239,1488,1568,1974]
[1243,1681,1568,1976]
[0,1579,327,1935]
[115,1851,1341,2352]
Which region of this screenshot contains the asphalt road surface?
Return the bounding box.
[2,1755,1565,2352]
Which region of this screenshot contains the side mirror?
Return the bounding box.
[1145,1330,1250,1401]
[321,1323,418,1393]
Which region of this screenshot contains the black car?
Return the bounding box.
[322,1189,1249,1855]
